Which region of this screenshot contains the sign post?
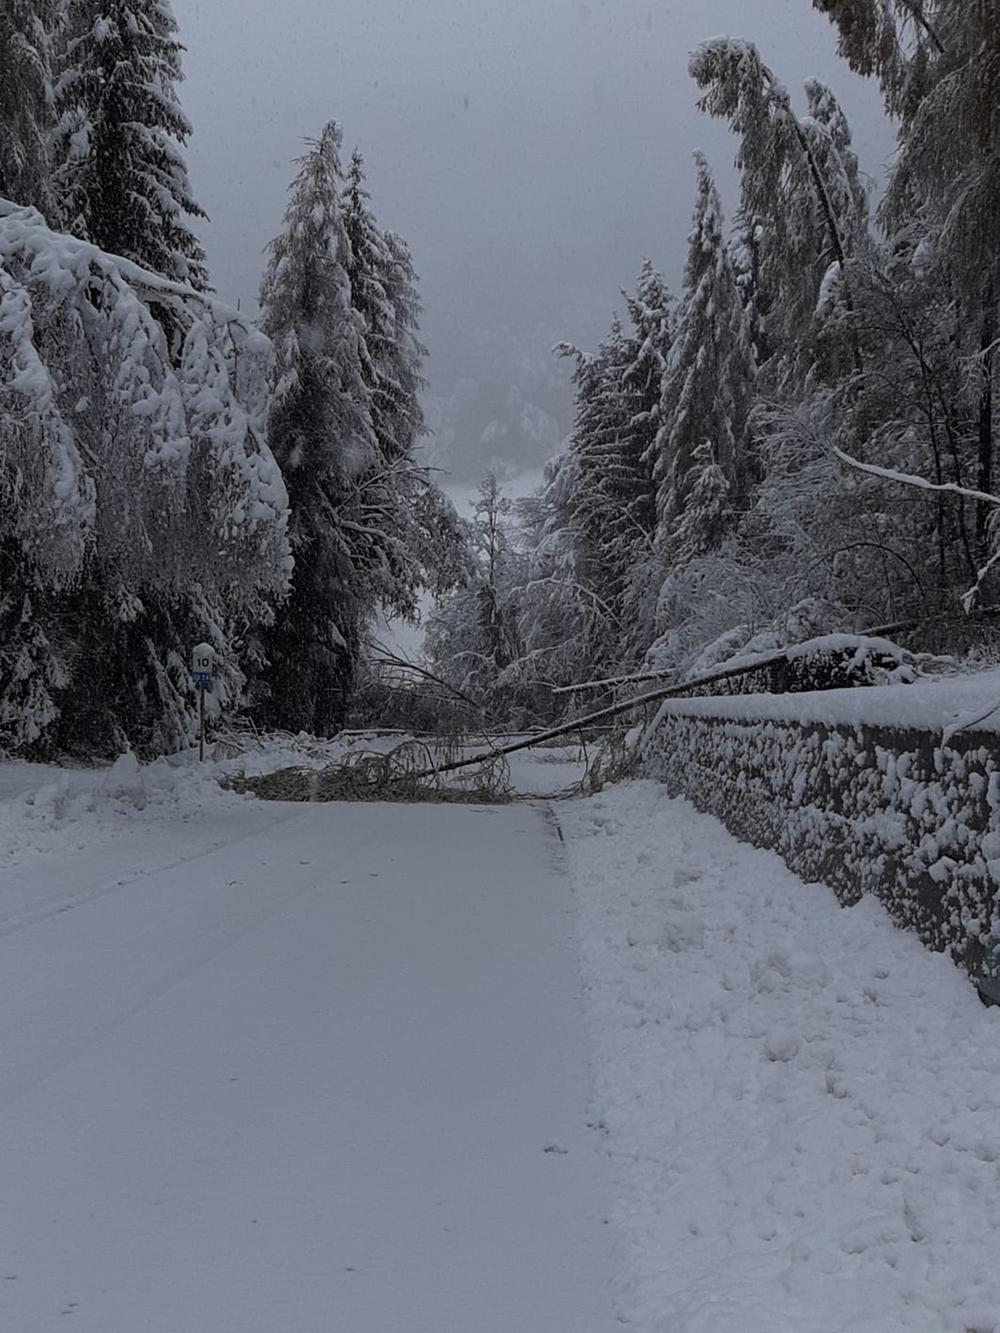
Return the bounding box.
[191,643,218,762]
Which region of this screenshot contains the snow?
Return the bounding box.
[0,199,291,613]
[649,664,1000,737]
[561,780,1000,1332]
[5,742,1000,1331]
[0,753,613,1333]
[0,754,237,877]
[816,260,843,316]
[0,736,589,876]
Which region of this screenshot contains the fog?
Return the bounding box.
[172,0,893,482]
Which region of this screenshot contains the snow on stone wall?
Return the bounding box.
[640,703,1000,996]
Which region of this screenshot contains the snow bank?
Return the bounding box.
[0,734,587,871]
[0,753,239,872]
[563,781,1000,1332]
[640,672,1000,993]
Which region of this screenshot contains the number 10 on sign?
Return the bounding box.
[191,644,217,762]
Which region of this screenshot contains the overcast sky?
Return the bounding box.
[172,0,893,457]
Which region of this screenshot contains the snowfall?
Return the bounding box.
[2,734,999,1331]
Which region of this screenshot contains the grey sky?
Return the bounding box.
[172,0,893,473]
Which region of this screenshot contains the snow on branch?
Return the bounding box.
[834,446,1000,610]
[0,200,290,604]
[833,447,1000,512]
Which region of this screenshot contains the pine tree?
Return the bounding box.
[729,210,770,367]
[668,441,732,564]
[470,474,522,683]
[257,122,390,736]
[380,229,429,459]
[501,268,674,692]
[690,39,870,389]
[561,319,635,610]
[342,152,426,465]
[655,154,756,559]
[51,0,208,289]
[811,0,945,121]
[622,261,673,551]
[0,1,58,212]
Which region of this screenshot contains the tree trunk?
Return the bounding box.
[977,282,997,561]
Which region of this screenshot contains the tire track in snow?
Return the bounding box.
[0,808,371,1111]
[0,805,303,941]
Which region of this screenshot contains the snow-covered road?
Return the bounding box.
[0,795,614,1333]
[8,748,1000,1333]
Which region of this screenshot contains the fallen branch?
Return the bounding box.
[403,654,831,782]
[408,611,1000,783]
[236,610,999,802]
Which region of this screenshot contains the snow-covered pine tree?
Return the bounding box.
[689,40,869,391]
[0,2,58,212]
[729,210,769,369]
[548,320,640,679]
[655,154,755,564]
[622,262,673,553]
[0,202,290,754]
[342,152,398,455]
[257,122,408,736]
[666,441,733,565]
[51,0,208,291]
[811,0,943,120]
[468,473,522,685]
[562,323,634,589]
[381,230,429,456]
[342,152,427,465]
[617,263,676,661]
[504,270,673,696]
[339,150,458,623]
[804,78,869,260]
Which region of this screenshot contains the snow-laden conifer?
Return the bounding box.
[811,1,995,310]
[690,40,869,388]
[342,153,427,465]
[257,124,400,734]
[0,2,58,212]
[560,321,634,597]
[655,154,755,560]
[51,0,208,289]
[728,210,769,368]
[812,0,944,120]
[622,262,673,548]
